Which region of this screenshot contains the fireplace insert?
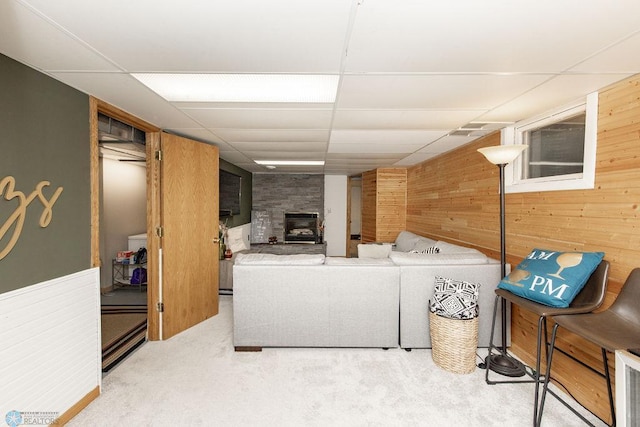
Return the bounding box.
[284,212,320,244]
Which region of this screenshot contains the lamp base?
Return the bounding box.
[486,354,526,377]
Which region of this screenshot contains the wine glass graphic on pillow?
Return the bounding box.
[549,252,583,279]
[506,269,530,287]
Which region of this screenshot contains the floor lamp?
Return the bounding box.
[477,144,527,377]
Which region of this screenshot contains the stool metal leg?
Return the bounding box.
[538,325,612,427]
[533,315,546,426]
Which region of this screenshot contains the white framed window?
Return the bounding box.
[503,92,598,193]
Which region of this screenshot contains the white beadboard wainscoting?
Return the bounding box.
[0,268,101,422]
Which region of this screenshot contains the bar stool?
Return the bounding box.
[486,260,609,426]
[538,267,640,426]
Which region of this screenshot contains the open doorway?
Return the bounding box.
[347,176,362,257]
[90,99,159,372]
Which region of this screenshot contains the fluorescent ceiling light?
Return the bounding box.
[132,73,339,103]
[255,160,325,166]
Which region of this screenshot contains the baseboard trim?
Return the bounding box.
[54,386,100,426]
[235,346,262,352]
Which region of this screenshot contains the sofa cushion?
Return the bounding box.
[358,243,393,258]
[389,252,488,265]
[226,226,249,253]
[497,248,604,308]
[325,257,394,265]
[429,276,480,320]
[394,231,436,252]
[234,253,326,265]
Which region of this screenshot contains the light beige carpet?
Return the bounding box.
[72,296,606,426]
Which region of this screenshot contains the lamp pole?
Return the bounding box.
[478,144,527,377]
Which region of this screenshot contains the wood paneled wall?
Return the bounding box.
[405,75,640,423]
[361,168,407,243]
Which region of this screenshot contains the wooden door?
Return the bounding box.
[147,132,219,340]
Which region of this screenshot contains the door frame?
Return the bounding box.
[89,97,161,338]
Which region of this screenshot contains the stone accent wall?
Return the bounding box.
[252,174,324,242]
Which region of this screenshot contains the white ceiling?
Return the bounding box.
[2,0,640,175]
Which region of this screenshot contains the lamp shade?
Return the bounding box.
[477,144,527,165]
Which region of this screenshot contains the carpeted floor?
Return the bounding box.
[72,296,606,426]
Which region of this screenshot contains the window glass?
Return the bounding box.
[522,112,586,180]
[503,92,598,193]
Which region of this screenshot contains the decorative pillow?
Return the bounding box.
[395,231,436,252]
[226,226,249,253]
[429,276,480,320]
[358,243,393,258]
[410,245,440,254]
[497,248,604,308]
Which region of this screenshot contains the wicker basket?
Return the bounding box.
[429,311,479,374]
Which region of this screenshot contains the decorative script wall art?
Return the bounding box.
[0,176,64,261]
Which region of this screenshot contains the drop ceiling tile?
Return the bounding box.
[21,0,352,73]
[166,128,225,144]
[219,151,254,165]
[213,129,330,143]
[326,152,404,160]
[345,0,640,73]
[479,73,634,123]
[243,151,326,161]
[337,74,551,109]
[328,143,417,154]
[325,158,404,166]
[181,108,333,129]
[416,135,477,153]
[570,32,640,73]
[226,141,327,152]
[333,109,485,130]
[49,72,200,128]
[0,1,119,72]
[394,152,440,166]
[330,130,448,145]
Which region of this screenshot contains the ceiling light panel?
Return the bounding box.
[132,74,339,103]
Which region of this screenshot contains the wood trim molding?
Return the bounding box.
[93,97,158,132]
[54,386,100,425]
[146,132,161,341]
[89,98,100,268]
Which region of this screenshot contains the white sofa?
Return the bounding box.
[233,254,400,350]
[388,232,510,349]
[233,233,509,351]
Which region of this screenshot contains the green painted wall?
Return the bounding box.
[0,54,91,294]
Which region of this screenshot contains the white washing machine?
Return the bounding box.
[128,233,147,252]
